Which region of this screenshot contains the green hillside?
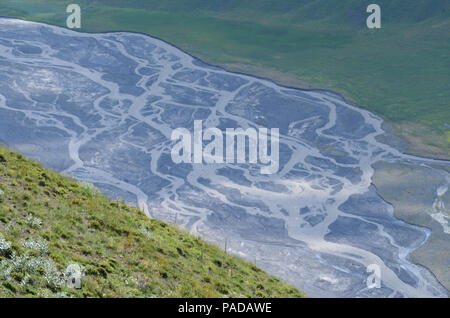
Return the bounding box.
[0,145,304,297]
[1,0,449,158]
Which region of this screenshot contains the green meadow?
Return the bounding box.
[0,145,304,297]
[1,0,449,157]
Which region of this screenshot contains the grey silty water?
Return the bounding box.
[0,18,448,297]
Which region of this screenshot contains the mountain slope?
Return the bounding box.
[0,145,304,297]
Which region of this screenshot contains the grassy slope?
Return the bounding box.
[1,0,449,158]
[0,145,304,297]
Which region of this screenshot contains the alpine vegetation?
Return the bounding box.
[0,232,68,292]
[0,145,303,297]
[0,233,11,256]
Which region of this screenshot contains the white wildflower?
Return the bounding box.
[140,226,152,240]
[22,237,49,255]
[0,232,11,254]
[25,214,42,228]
